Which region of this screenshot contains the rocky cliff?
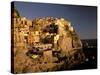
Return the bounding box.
[12,15,85,73]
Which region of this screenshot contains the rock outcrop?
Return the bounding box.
[12,10,85,73]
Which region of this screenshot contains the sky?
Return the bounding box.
[13,1,97,39]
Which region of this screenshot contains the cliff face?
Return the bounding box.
[12,17,85,73]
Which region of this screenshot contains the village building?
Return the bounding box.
[12,8,85,73]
